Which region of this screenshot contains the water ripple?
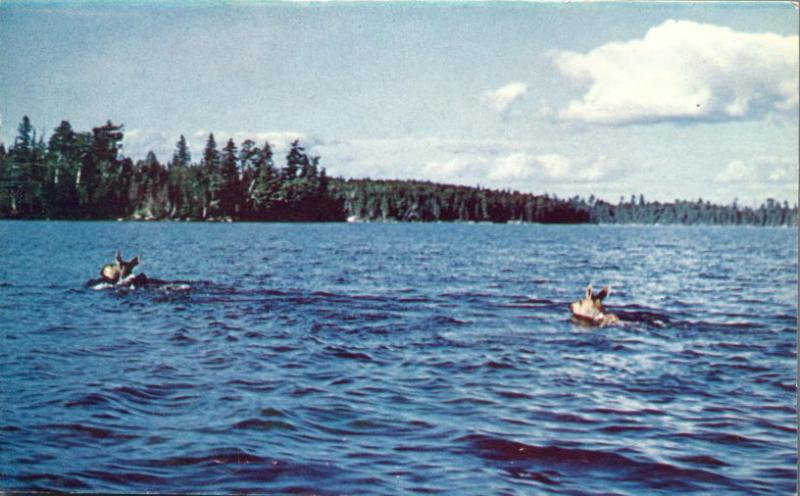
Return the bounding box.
[1,223,796,495]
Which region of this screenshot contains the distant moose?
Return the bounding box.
[90,251,159,288]
[87,251,175,290]
[101,251,140,284]
[569,285,620,327]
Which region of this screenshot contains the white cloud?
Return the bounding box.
[122,129,173,160]
[552,19,799,125]
[423,156,477,179]
[715,160,758,184]
[716,157,799,186]
[713,157,799,205]
[481,82,528,116]
[487,152,616,182]
[489,153,566,180]
[315,137,619,193]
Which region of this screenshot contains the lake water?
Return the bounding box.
[0,221,796,495]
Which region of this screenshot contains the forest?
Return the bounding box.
[0,117,796,226]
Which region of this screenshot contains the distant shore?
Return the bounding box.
[2,117,796,227]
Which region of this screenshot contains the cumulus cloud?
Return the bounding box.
[716,157,799,186]
[487,152,615,182]
[552,19,799,125]
[122,129,173,160]
[317,137,619,194]
[482,82,528,116]
[715,160,758,184]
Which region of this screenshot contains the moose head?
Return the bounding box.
[569,285,619,326]
[100,251,140,283]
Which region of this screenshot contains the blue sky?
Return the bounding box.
[1,1,797,205]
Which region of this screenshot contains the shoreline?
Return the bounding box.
[0,217,796,228]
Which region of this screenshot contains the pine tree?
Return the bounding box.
[88,121,126,217]
[135,151,167,219]
[171,135,191,168]
[0,143,9,216]
[219,138,242,216]
[284,139,305,180]
[167,135,191,218]
[238,139,258,217]
[7,116,39,216]
[200,133,221,218]
[45,121,82,216]
[251,141,281,218]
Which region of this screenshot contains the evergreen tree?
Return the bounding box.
[45,121,82,217]
[168,135,191,218]
[171,134,191,168]
[134,151,168,219]
[87,121,127,217]
[7,116,43,217]
[200,133,221,218]
[14,116,34,155]
[252,142,281,218]
[219,138,242,216]
[238,139,258,217]
[0,144,8,216]
[284,139,305,180]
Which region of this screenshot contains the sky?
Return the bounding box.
[1,1,797,206]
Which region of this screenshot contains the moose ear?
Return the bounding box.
[585,285,593,299]
[115,251,123,262]
[131,256,140,266]
[595,286,611,301]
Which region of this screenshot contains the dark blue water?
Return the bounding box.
[1,222,796,495]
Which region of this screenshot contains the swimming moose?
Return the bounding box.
[569,285,620,327]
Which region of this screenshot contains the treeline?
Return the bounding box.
[0,117,342,221]
[334,179,592,223]
[335,179,797,226]
[0,116,796,226]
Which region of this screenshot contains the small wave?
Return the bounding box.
[16,473,89,490]
[674,431,768,448]
[684,320,768,333]
[398,296,433,303]
[260,407,287,418]
[64,393,110,408]
[169,330,196,344]
[443,397,497,406]
[585,407,667,417]
[614,307,671,328]
[75,469,166,486]
[133,448,267,468]
[600,424,651,433]
[111,385,166,401]
[494,390,532,400]
[431,315,470,326]
[42,423,136,441]
[460,434,738,490]
[227,379,280,392]
[232,418,296,431]
[673,455,730,467]
[483,360,515,370]
[325,346,373,361]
